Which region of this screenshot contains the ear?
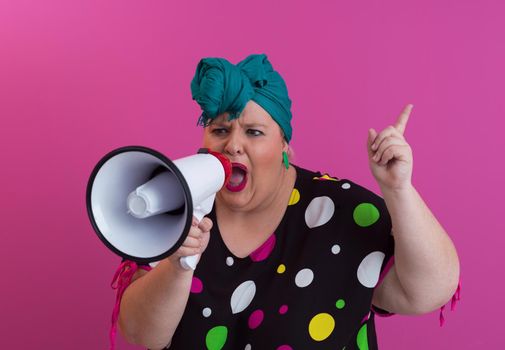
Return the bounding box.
[281,139,289,152]
[279,128,289,153]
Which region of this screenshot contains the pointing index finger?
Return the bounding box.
[395,104,413,135]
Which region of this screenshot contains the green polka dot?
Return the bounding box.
[336,299,346,309]
[206,325,228,350]
[356,323,369,350]
[353,203,380,227]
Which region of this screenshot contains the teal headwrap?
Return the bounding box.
[190,54,293,142]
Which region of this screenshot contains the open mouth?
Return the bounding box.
[226,163,248,192]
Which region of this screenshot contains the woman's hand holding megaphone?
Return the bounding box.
[168,216,213,271]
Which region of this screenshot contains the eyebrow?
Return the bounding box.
[209,121,267,128]
[207,120,227,127]
[243,123,267,128]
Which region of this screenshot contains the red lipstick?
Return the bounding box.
[226,162,248,192]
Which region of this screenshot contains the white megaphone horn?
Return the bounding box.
[86,146,231,270]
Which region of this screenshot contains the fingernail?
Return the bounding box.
[371,143,377,150]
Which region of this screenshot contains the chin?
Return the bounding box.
[218,190,253,210]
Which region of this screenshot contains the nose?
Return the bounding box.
[223,130,244,157]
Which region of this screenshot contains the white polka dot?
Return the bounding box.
[331,244,341,254]
[341,182,351,189]
[357,251,385,288]
[245,345,252,350]
[226,256,234,266]
[295,268,314,288]
[305,196,335,228]
[202,307,212,317]
[230,280,256,314]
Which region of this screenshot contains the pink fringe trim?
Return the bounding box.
[439,279,461,327]
[110,261,152,350]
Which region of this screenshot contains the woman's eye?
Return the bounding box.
[247,129,264,136]
[212,128,228,135]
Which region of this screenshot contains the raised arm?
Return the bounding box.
[367,105,460,314]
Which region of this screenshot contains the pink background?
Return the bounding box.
[1,0,503,348]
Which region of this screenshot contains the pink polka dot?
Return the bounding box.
[248,309,264,329]
[250,234,276,262]
[361,312,371,323]
[190,276,203,293]
[277,346,293,350]
[279,305,288,314]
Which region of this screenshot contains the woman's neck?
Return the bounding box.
[214,166,296,257]
[217,165,296,219]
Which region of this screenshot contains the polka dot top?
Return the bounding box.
[168,165,395,350]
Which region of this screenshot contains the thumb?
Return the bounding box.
[367,128,377,158]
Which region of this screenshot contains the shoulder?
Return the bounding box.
[292,164,391,229]
[293,165,385,204]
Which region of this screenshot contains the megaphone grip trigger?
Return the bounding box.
[180,254,199,270]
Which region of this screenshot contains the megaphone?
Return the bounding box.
[86,146,231,270]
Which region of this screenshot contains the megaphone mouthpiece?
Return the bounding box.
[206,149,232,185]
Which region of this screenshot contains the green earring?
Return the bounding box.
[282,151,289,169]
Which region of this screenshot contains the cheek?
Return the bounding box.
[249,148,282,194]
[202,134,221,151]
[251,143,282,171]
[262,149,280,165]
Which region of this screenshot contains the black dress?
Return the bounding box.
[168,165,395,350]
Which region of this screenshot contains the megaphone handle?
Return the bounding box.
[192,206,207,222]
[179,196,214,270]
[178,208,203,270]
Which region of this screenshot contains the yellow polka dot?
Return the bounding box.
[313,174,340,182]
[322,174,339,181]
[288,188,300,205]
[309,313,335,341]
[277,264,286,274]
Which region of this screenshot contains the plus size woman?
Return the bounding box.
[116,54,460,350]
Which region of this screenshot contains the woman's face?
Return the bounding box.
[202,100,288,212]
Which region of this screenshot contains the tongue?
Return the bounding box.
[229,168,245,186]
